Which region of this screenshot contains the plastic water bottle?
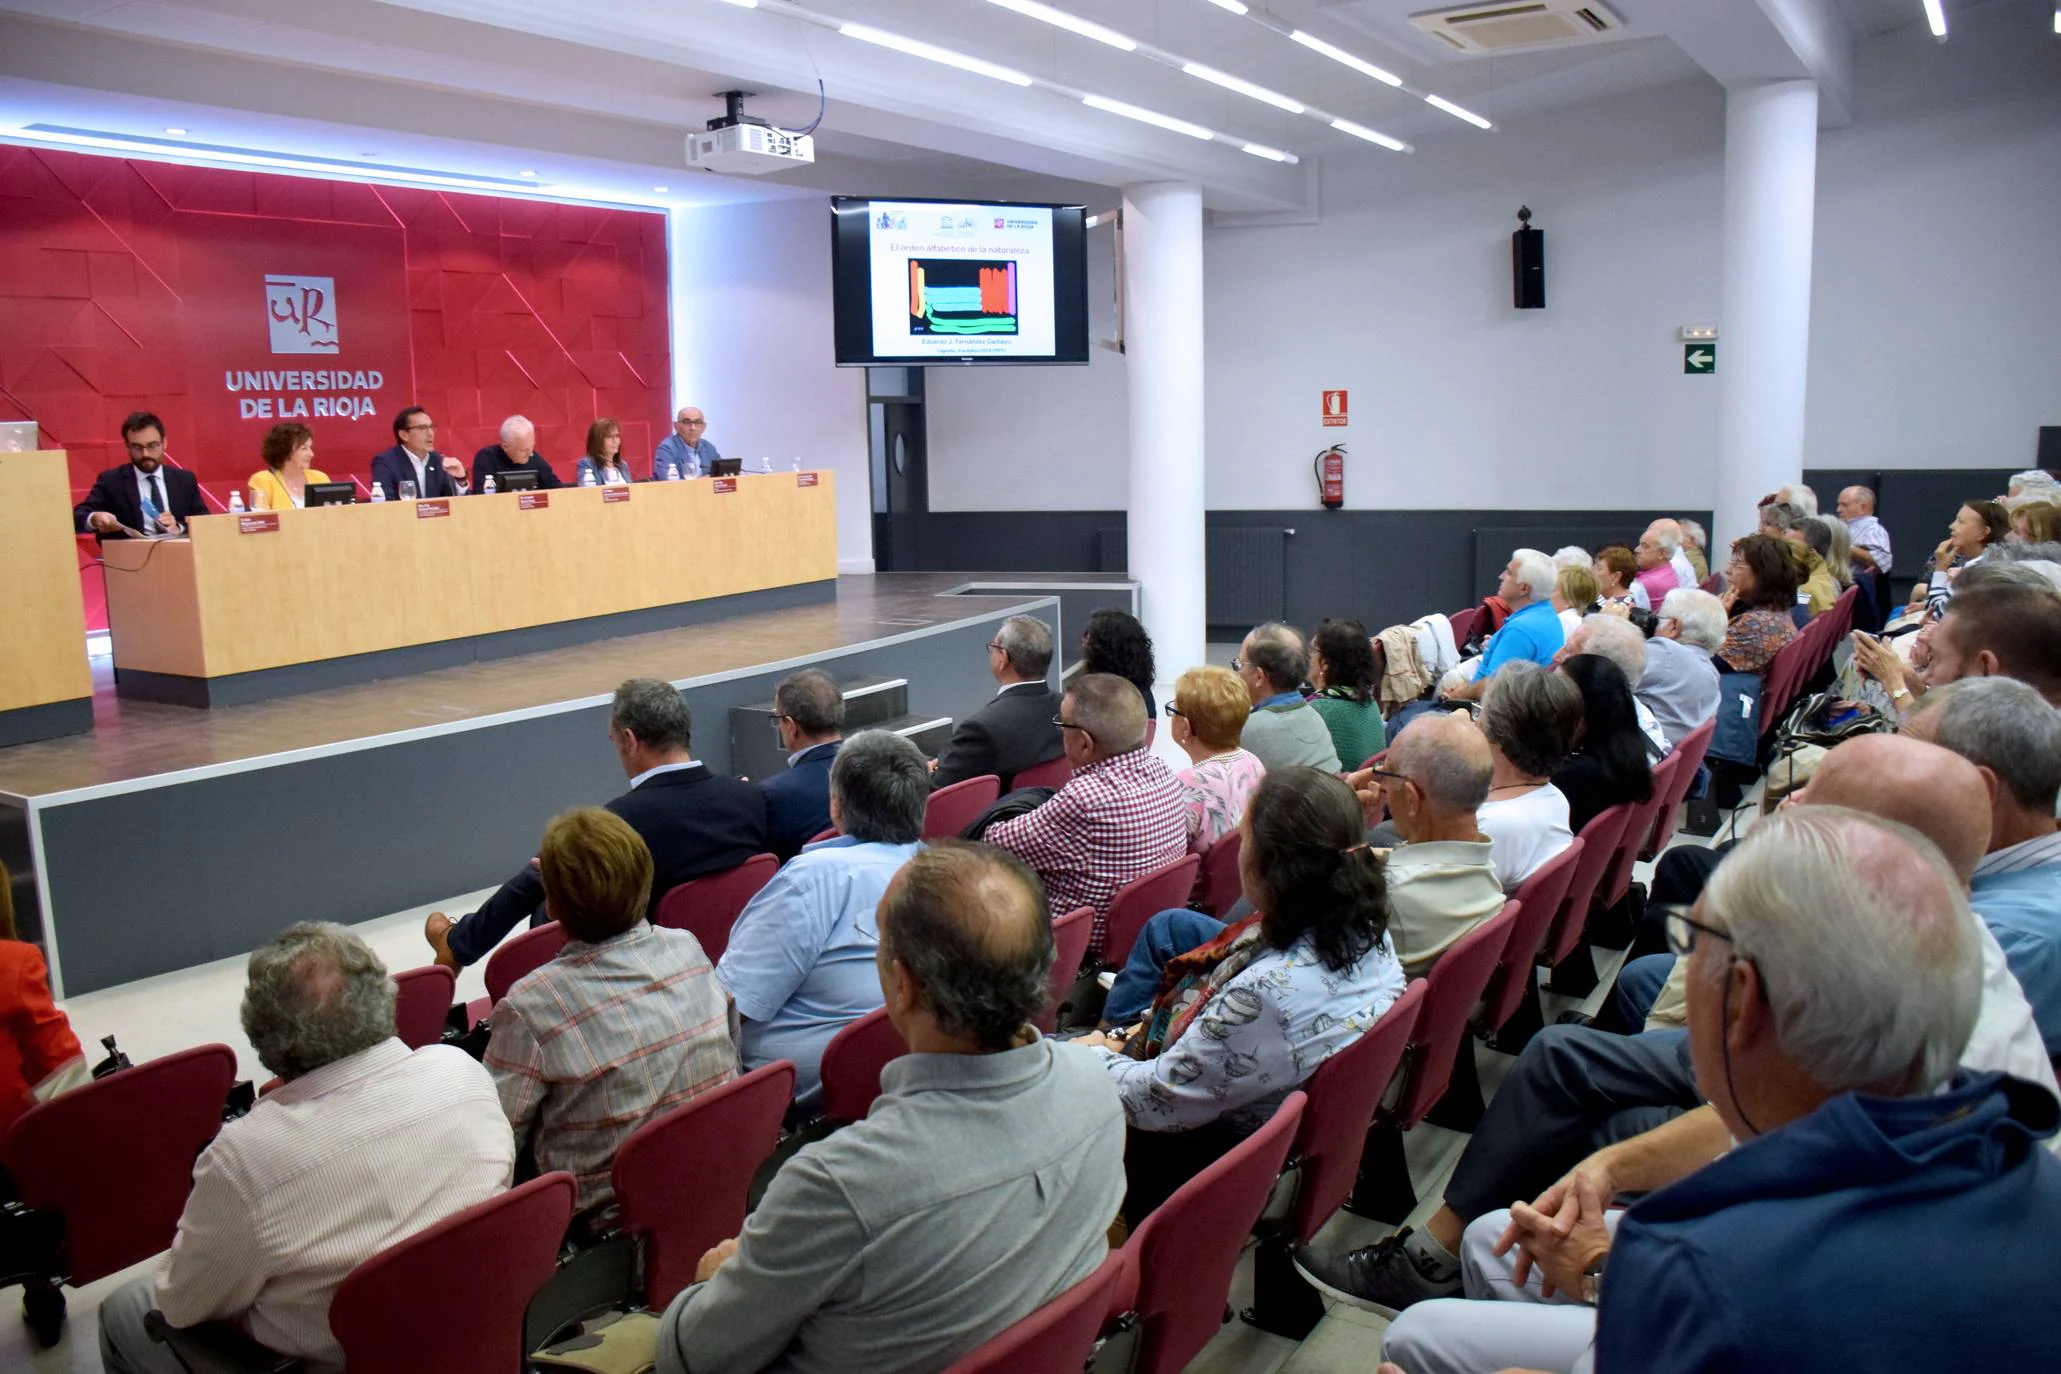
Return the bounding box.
[369,484,387,504]
[686,453,701,478]
[760,455,772,474]
[791,456,802,473]
[579,468,595,487]
[228,490,245,513]
[482,473,497,495]
[663,462,679,482]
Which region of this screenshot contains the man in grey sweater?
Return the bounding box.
[1236,622,1342,772]
[656,843,1126,1374]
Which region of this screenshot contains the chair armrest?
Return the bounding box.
[144,1310,306,1374]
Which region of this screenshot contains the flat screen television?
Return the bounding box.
[831,197,1089,366]
[303,482,355,507]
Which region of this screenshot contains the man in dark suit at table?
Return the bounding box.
[369,406,470,500]
[73,411,209,540]
[758,668,843,859]
[425,678,767,969]
[468,414,564,491]
[930,615,1064,790]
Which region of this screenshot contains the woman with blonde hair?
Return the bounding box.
[1553,565,1600,637]
[1164,665,1265,853]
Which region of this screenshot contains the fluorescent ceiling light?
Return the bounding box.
[1330,118,1409,152]
[653,185,670,192]
[984,0,1137,51]
[163,126,188,136]
[839,23,1035,85]
[1425,93,1492,129]
[1082,94,1214,140]
[1240,142,1297,163]
[10,127,557,193]
[1290,30,1402,87]
[712,0,758,7]
[1208,0,1249,12]
[1922,0,1946,37]
[1182,63,1305,113]
[2053,4,2059,33]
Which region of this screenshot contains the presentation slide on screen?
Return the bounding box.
[867,201,1057,360]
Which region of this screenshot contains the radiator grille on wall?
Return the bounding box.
[1208,527,1289,626]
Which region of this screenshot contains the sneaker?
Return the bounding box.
[1291,1228,1463,1315]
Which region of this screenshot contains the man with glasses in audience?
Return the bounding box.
[74,411,208,539]
[928,615,1064,790]
[1235,622,1341,772]
[653,405,719,479]
[757,668,844,860]
[370,406,469,500]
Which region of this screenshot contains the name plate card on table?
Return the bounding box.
[519,491,550,511]
[603,486,631,505]
[416,499,451,520]
[237,513,280,535]
[797,472,819,488]
[712,478,737,494]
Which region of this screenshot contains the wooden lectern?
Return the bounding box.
[0,450,92,746]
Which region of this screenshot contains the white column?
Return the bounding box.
[1714,79,1819,551]
[1121,182,1206,700]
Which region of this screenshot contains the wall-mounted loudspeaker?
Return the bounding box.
[1512,206,1545,310]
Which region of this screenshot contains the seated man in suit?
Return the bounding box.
[720,731,928,1109]
[656,843,1125,1374]
[929,615,1064,790]
[425,678,767,968]
[758,668,843,860]
[74,411,209,540]
[98,923,513,1374]
[370,406,470,500]
[469,414,564,491]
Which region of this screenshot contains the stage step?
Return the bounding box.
[728,676,931,782]
[876,713,955,760]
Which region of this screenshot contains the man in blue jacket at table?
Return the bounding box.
[1373,806,2061,1374]
[652,405,720,480]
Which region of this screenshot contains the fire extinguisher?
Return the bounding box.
[1314,444,1346,510]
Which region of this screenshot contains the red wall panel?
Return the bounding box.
[0,146,673,507]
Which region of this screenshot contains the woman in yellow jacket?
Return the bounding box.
[246,422,329,510]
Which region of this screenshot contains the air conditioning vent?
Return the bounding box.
[1410,0,1622,55]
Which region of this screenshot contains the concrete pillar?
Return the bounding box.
[1121,182,1206,704]
[1714,79,1820,551]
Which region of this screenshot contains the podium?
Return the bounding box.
[0,451,92,746]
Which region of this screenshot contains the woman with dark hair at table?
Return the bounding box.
[246,423,330,512]
[573,417,635,486]
[1082,609,1158,718]
[1550,654,1655,834]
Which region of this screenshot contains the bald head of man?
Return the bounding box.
[1386,710,1493,842]
[1787,732,1991,885]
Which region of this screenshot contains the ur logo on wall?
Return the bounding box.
[265,275,339,353]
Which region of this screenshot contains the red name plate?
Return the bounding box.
[237,513,280,535]
[796,472,819,487]
[712,477,737,494]
[416,499,451,520]
[603,486,632,504]
[518,491,550,511]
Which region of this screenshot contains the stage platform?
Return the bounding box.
[0,572,1136,997]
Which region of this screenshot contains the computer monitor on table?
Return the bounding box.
[496,469,540,492]
[709,458,743,478]
[304,482,355,508]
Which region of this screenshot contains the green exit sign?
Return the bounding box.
[1684,343,1717,374]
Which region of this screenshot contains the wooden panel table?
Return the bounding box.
[100,472,837,706]
[0,450,93,745]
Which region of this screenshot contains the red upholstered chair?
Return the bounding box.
[1011,754,1073,792]
[1446,606,1479,649]
[653,853,778,963]
[818,1008,909,1125]
[806,825,839,845]
[1481,840,1585,1053]
[941,1249,1130,1374]
[615,1061,795,1309]
[1350,903,1518,1222]
[483,921,567,1007]
[925,774,1002,840]
[0,1042,238,1344]
[1600,753,1681,918]
[392,964,456,1050]
[1097,855,1201,966]
[327,1172,575,1374]
[1643,719,1715,860]
[1541,803,1637,998]
[1191,830,1244,921]
[1116,1094,1304,1374]
[1244,981,1427,1336]
[1036,906,1096,1033]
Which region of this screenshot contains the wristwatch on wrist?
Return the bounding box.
[1581,1251,1608,1305]
[1890,685,1912,702]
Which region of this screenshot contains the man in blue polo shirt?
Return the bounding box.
[1442,548,1564,704]
[717,730,927,1110]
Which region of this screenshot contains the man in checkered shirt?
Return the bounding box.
[985,673,1188,954]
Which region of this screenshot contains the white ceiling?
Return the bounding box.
[0,0,1990,214]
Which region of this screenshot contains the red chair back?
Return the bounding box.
[1447,606,1479,648]
[1011,754,1073,792]
[393,964,457,1050]
[1284,981,1425,1244]
[941,1249,1130,1374]
[1123,1094,1304,1374]
[818,1007,909,1124]
[329,1171,574,1374]
[1037,906,1095,1033]
[615,1061,795,1308]
[1643,719,1715,859]
[1546,804,1635,969]
[484,921,567,1006]
[653,853,778,963]
[1395,904,1516,1129]
[1603,754,1677,909]
[0,1043,236,1284]
[1484,839,1580,1031]
[806,825,839,845]
[1191,830,1244,920]
[926,774,1002,840]
[1098,854,1202,966]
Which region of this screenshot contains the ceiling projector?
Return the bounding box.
[687,89,815,176]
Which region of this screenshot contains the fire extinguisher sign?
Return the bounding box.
[1322,390,1348,427]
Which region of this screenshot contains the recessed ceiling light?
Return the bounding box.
[1082,94,1215,140]
[518,169,537,177]
[1330,118,1410,153]
[983,0,1137,51]
[840,23,1036,85]
[1290,31,1403,87]
[713,0,758,7]
[1425,94,1493,129]
[1208,0,1249,11]
[163,127,188,136]
[653,185,670,192]
[1922,0,1947,38]
[1182,63,1305,114]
